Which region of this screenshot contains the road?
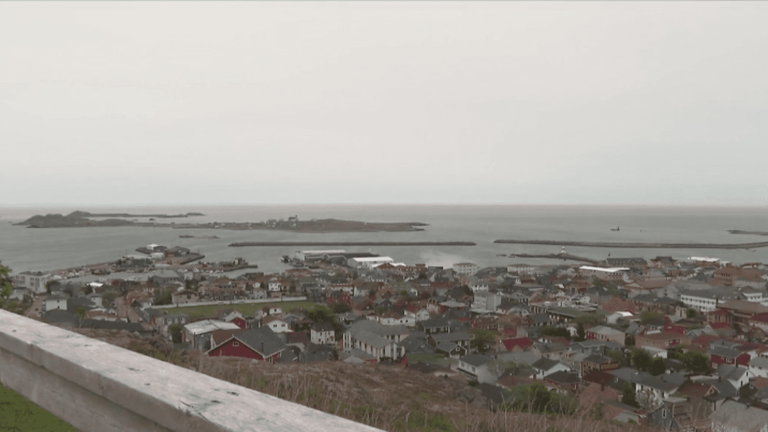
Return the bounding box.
[116,296,143,323]
[24,295,45,319]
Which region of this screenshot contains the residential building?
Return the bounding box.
[14,271,53,294]
[452,263,478,277]
[310,322,335,345]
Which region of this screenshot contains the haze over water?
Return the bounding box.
[1,205,766,276]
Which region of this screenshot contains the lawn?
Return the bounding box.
[0,383,79,431]
[159,300,319,319]
[406,353,451,368]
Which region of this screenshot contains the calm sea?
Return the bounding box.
[0,205,766,276]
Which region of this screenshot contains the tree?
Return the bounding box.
[540,326,572,341]
[686,309,698,319]
[0,265,23,315]
[154,288,173,306]
[625,334,635,346]
[574,323,586,342]
[307,305,335,323]
[606,349,629,368]
[631,348,652,371]
[470,329,496,353]
[640,311,663,324]
[169,323,183,344]
[680,351,711,375]
[622,383,639,408]
[649,357,666,376]
[330,302,351,314]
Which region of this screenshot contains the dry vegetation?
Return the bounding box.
[75,329,657,432]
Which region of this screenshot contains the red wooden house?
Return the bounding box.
[207,327,286,363]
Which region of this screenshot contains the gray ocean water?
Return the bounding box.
[1,205,766,276]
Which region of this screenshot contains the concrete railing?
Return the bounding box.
[0,309,382,432]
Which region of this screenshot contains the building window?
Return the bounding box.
[662,409,667,418]
[233,342,239,347]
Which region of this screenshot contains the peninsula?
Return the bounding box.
[14,212,428,233]
[494,239,768,249]
[728,230,768,236]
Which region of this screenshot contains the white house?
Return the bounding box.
[44,295,68,312]
[748,356,768,379]
[263,316,291,333]
[311,322,336,345]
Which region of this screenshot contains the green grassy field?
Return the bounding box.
[159,300,319,319]
[0,383,79,431]
[406,353,451,368]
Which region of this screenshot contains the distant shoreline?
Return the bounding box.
[494,239,768,250]
[728,230,768,236]
[13,212,428,233]
[230,241,476,247]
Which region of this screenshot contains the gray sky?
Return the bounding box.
[2,2,767,207]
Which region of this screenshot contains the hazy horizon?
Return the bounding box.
[3,2,767,207]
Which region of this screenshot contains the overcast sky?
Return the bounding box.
[2,2,767,207]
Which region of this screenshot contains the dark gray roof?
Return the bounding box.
[420,316,450,329]
[717,364,749,381]
[312,322,335,332]
[528,314,551,324]
[608,367,648,384]
[532,358,560,371]
[460,354,492,368]
[635,374,681,393]
[545,370,580,385]
[431,331,471,344]
[711,346,741,359]
[234,327,285,357]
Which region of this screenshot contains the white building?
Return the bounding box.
[507,264,539,275]
[310,322,335,345]
[472,292,503,312]
[453,263,478,276]
[347,257,395,269]
[688,257,721,267]
[14,271,53,294]
[295,250,346,262]
[43,295,68,312]
[578,266,629,282]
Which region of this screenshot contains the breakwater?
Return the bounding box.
[230,241,476,247]
[505,253,601,264]
[493,239,768,249]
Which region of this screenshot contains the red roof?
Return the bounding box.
[710,322,732,330]
[663,324,686,335]
[501,337,533,350]
[752,313,768,323]
[502,328,518,338]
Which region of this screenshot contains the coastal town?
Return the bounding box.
[4,245,768,432]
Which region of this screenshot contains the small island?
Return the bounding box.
[14,212,428,233]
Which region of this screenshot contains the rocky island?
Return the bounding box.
[14,212,428,233]
[14,211,204,228]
